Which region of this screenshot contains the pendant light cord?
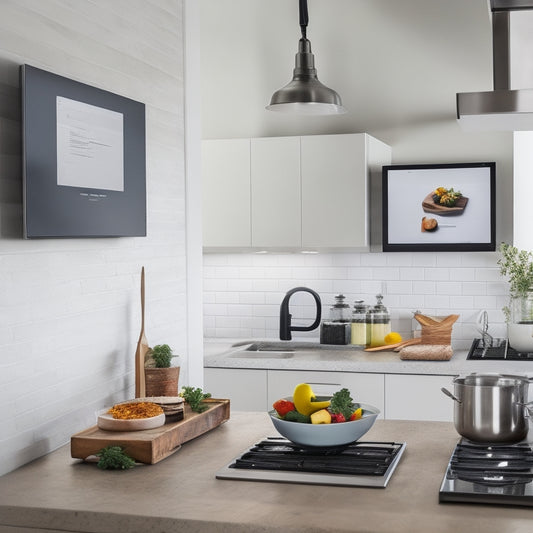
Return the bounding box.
[299,0,308,39]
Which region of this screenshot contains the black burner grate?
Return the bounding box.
[229,437,404,476]
[447,441,533,486]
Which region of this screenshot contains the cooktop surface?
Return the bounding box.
[440,439,533,507]
[216,437,406,488]
[467,338,533,360]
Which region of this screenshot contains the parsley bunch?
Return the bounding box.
[181,386,211,413]
[96,446,136,470]
[330,388,358,420]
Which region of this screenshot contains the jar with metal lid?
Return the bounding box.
[350,300,368,346]
[366,294,391,348]
[320,294,351,345]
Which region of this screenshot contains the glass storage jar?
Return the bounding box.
[351,300,368,346]
[508,292,533,353]
[366,294,391,348]
[320,294,351,345]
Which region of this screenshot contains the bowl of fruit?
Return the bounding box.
[269,384,380,448]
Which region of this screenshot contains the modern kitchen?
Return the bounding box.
[2,0,533,531]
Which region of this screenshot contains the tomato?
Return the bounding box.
[273,399,296,417]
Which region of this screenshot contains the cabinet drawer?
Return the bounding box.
[204,368,268,411]
[385,374,455,421]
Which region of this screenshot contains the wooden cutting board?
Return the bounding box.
[71,399,230,464]
[421,192,468,215]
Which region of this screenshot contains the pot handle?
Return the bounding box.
[441,387,462,404]
[520,400,533,418]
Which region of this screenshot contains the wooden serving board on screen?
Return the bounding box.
[421,193,468,215]
[71,399,230,464]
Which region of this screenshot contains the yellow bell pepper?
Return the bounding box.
[293,383,331,416]
[310,409,331,424]
[350,407,363,421]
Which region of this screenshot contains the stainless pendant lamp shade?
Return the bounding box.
[266,0,346,115]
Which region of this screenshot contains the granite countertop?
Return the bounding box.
[1,413,533,533]
[204,338,533,376]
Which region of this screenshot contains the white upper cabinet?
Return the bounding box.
[202,138,251,248]
[202,133,391,251]
[251,136,301,248]
[301,134,367,248]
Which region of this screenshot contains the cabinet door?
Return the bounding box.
[385,374,455,421]
[202,139,251,248]
[301,134,367,248]
[251,137,301,248]
[204,368,268,411]
[267,370,385,418]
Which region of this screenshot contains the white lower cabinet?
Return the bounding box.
[384,374,455,422]
[204,368,268,411]
[267,370,385,418]
[204,367,455,421]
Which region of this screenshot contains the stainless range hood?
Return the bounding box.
[457,0,533,131]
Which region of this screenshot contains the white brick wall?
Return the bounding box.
[0,1,188,476]
[203,251,509,349]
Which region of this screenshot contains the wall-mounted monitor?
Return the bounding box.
[21,64,146,238]
[382,162,496,252]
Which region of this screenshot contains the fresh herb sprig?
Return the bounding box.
[180,386,211,413]
[96,445,136,470]
[498,243,533,297]
[330,388,358,420]
[497,243,533,321]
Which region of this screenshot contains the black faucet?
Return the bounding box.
[279,287,322,341]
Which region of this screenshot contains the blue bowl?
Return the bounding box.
[269,400,380,448]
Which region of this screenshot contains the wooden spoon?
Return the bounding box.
[135,267,149,398]
[364,338,421,352]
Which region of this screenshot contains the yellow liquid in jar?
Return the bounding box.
[368,323,391,348]
[351,322,366,345]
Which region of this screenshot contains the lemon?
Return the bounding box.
[384,332,402,345]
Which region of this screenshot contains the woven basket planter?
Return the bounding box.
[144,367,180,397]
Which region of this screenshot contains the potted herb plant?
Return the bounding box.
[497,242,533,352]
[144,344,180,397]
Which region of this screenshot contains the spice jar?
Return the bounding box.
[366,294,391,348]
[320,294,351,345]
[351,300,368,346]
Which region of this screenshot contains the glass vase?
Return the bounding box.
[508,292,533,353]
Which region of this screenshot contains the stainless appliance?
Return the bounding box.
[467,338,533,360]
[440,439,533,506]
[442,373,533,443]
[216,437,406,488]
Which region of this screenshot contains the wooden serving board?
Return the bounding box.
[421,192,468,215]
[71,399,230,464]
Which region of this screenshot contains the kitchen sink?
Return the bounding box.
[228,342,295,359]
[226,340,363,359]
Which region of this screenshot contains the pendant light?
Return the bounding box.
[266,0,346,115]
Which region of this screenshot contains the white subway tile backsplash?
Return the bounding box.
[399,267,425,281]
[424,268,450,281]
[462,282,487,296]
[204,251,508,347]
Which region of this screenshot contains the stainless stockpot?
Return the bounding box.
[442,373,533,443]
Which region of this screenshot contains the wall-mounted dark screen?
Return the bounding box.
[382,162,496,252]
[21,64,146,238]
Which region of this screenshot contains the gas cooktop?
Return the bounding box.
[440,439,533,506]
[467,338,533,360]
[216,437,406,488]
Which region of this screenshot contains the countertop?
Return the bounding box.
[204,338,533,376]
[1,413,533,533]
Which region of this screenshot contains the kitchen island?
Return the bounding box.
[0,412,532,533]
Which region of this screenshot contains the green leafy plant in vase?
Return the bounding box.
[497,242,533,352]
[144,344,180,396]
